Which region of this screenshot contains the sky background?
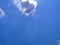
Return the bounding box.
[0,0,60,45]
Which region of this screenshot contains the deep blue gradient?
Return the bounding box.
[0,0,60,45]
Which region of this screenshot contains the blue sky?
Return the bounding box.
[0,0,60,45]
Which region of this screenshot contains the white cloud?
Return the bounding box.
[0,8,5,19]
[21,0,27,2]
[12,0,38,16]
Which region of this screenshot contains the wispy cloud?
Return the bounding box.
[0,8,5,19]
[12,0,38,16]
[57,39,60,45]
